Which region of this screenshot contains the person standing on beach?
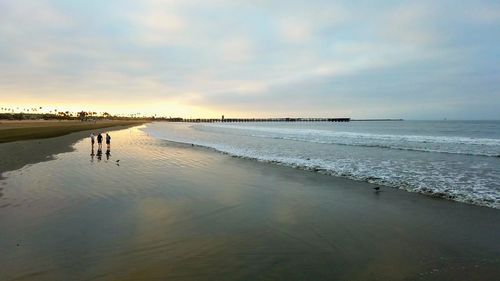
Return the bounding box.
[106,133,111,149]
[90,133,95,147]
[97,133,103,149]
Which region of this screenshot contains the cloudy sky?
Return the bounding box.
[0,0,499,119]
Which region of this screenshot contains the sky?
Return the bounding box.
[0,0,499,119]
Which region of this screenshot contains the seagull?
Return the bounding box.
[116,160,120,163]
[373,186,380,191]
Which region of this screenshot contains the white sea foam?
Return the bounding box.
[143,122,500,208]
[198,124,500,157]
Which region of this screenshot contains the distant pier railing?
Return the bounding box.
[164,117,350,123]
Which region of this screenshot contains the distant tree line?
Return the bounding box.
[0,111,159,121]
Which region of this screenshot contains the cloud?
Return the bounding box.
[125,3,188,46]
[0,0,498,118]
[380,3,440,46]
[0,0,71,27]
[219,37,255,62]
[279,20,312,43]
[276,3,349,43]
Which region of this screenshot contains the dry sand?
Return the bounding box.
[0,120,144,143]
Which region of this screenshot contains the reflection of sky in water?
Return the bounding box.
[0,126,499,280]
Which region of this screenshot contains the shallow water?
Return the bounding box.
[143,121,500,208]
[0,126,499,281]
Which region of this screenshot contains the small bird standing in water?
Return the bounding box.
[373,186,380,191]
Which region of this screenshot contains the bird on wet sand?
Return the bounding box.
[373,186,380,191]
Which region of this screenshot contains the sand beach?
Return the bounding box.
[0,125,499,281]
[0,120,144,143]
[0,121,144,179]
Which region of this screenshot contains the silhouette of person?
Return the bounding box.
[97,133,103,149]
[90,132,95,147]
[106,133,111,149]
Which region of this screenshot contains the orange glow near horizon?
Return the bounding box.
[0,94,353,118]
[0,101,223,118]
[0,100,353,119]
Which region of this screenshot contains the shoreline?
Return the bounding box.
[2,122,498,210]
[142,131,499,210]
[0,123,145,179]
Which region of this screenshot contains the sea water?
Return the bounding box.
[143,120,500,208]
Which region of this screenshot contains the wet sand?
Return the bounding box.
[0,126,499,281]
[0,123,142,179]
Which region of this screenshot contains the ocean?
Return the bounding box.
[143,120,500,208]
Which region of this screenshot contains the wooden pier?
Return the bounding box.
[163,117,350,123]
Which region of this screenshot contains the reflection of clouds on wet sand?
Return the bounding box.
[0,126,499,280]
